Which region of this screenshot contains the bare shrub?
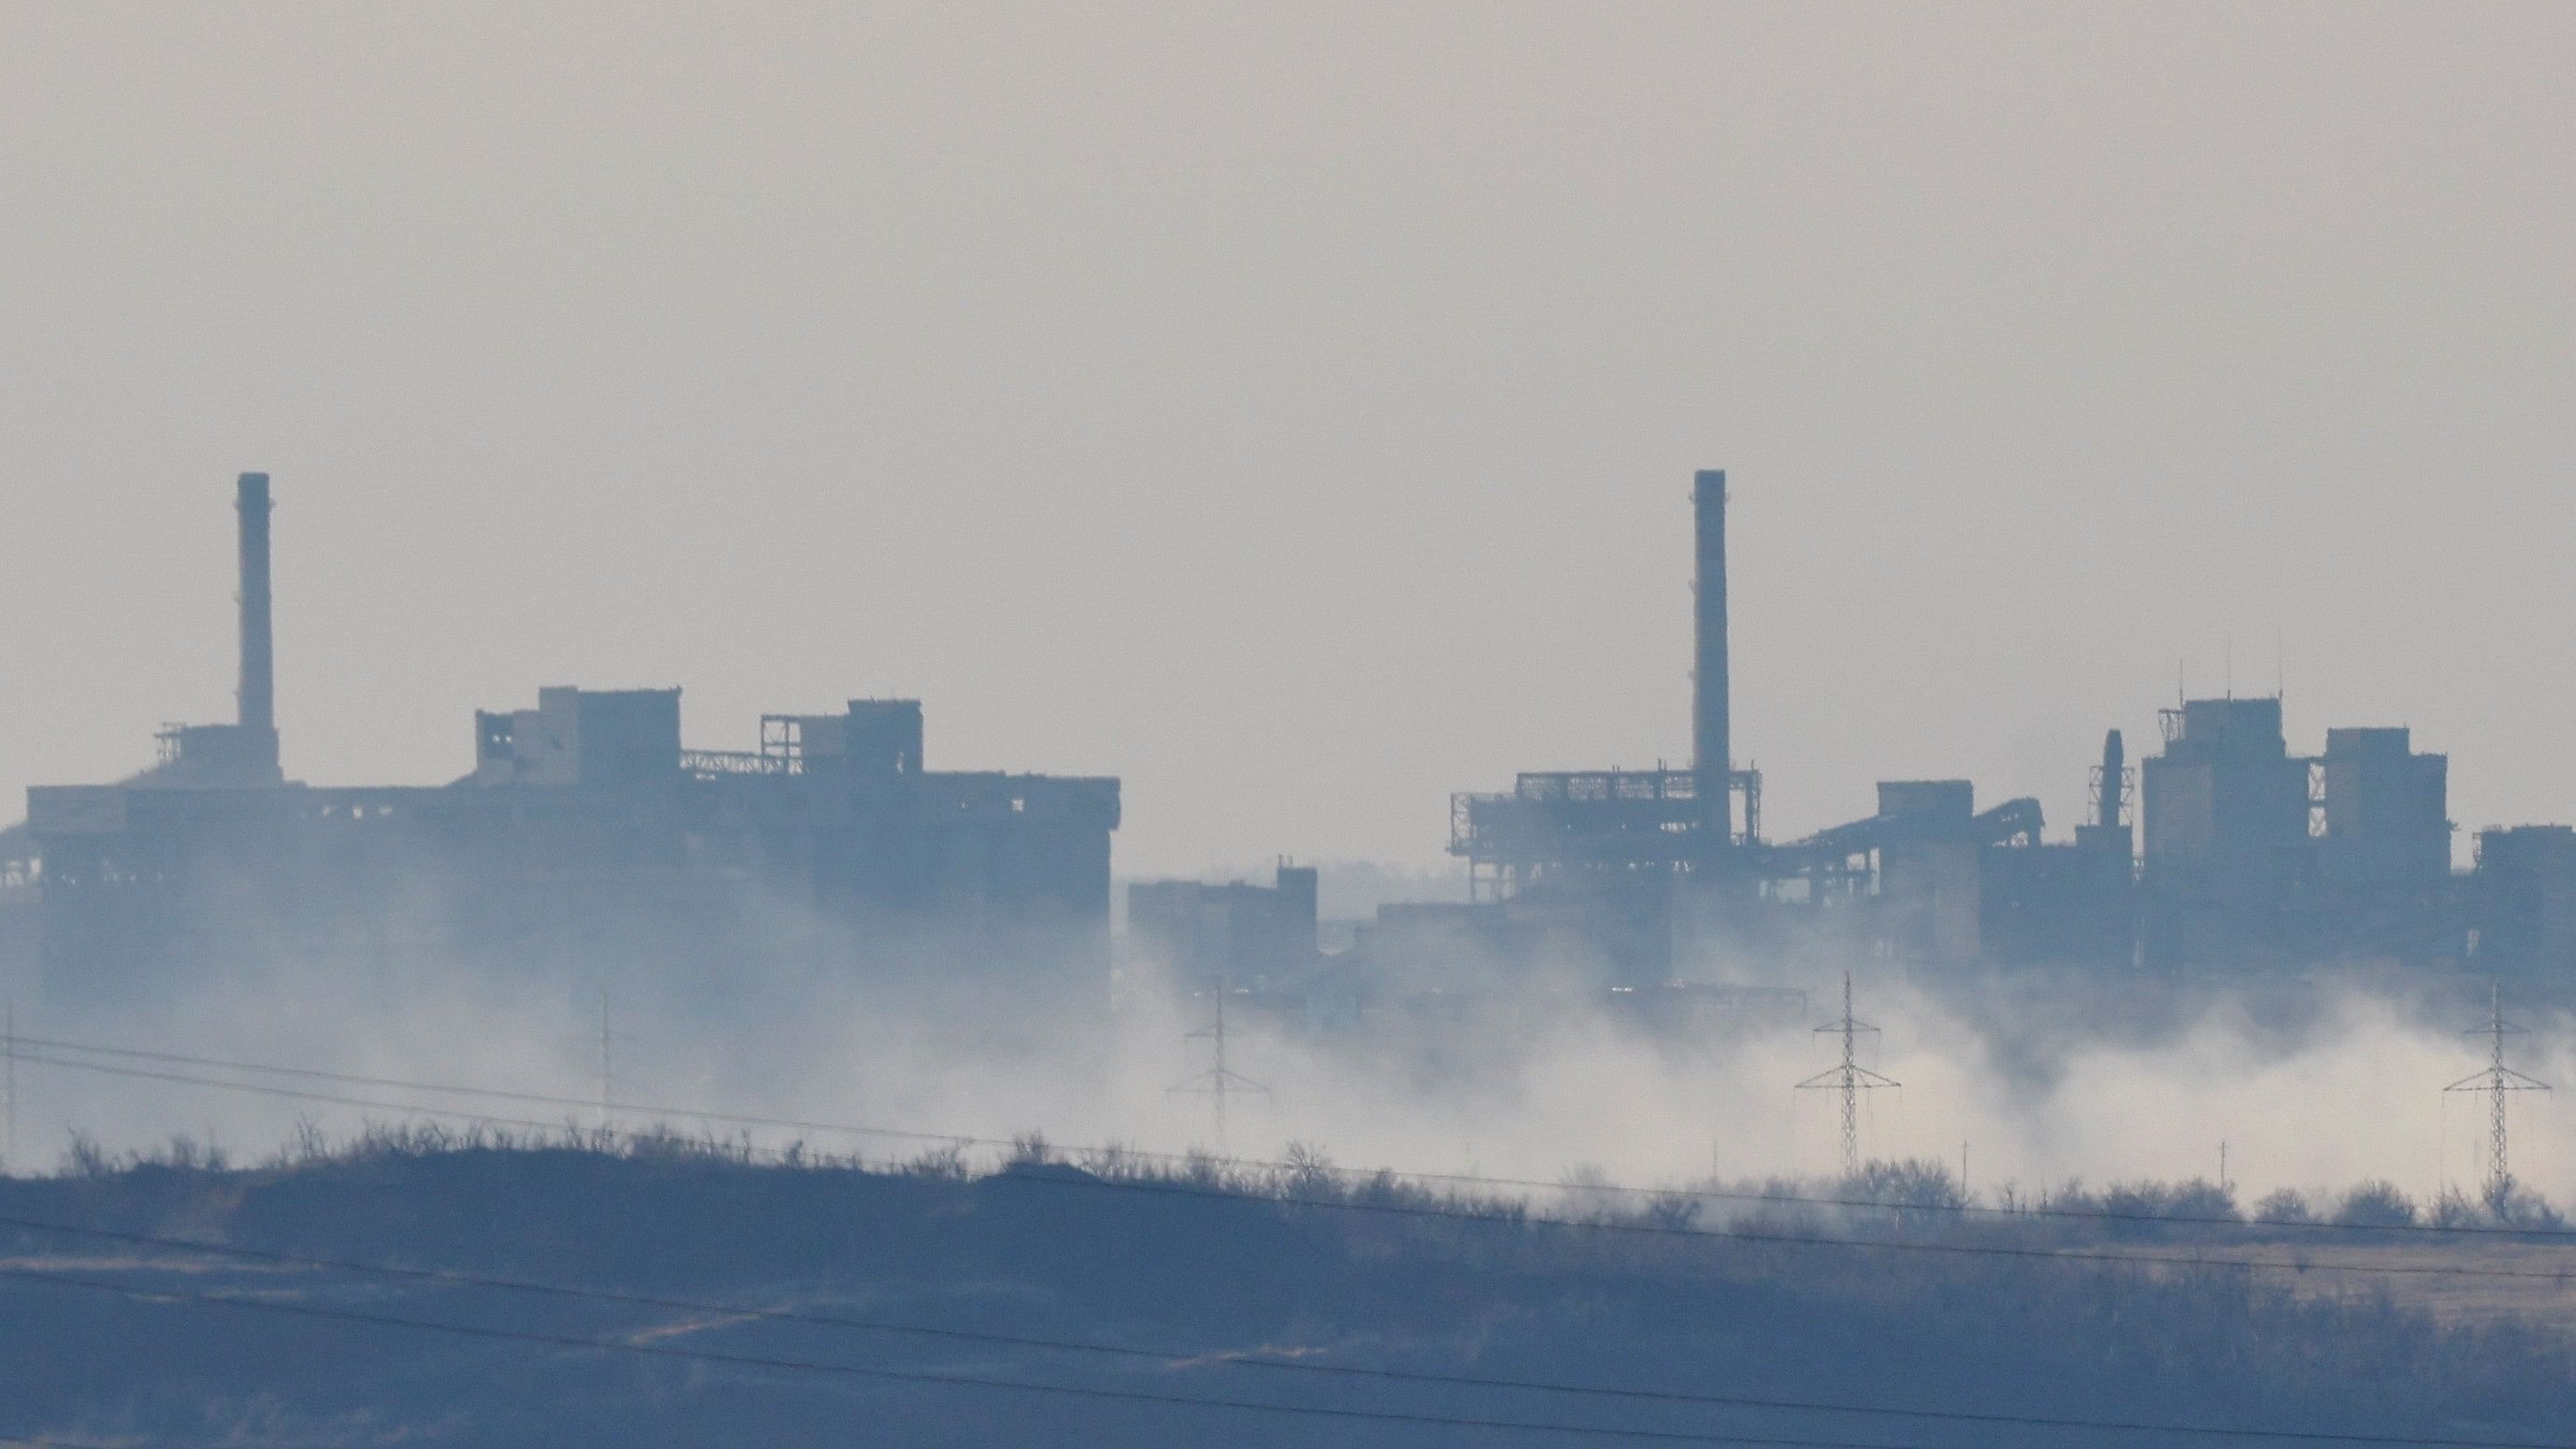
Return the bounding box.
[2097,1178,2238,1222]
[2333,1179,2419,1229]
[1078,1141,1140,1180]
[1556,1162,1621,1221]
[1640,1190,1702,1231]
[1843,1158,1966,1212]
[1281,1140,1339,1200]
[62,1131,117,1179]
[903,1142,971,1180]
[2252,1188,2317,1225]
[2430,1186,2481,1230]
[1179,1147,1227,1189]
[2491,1181,2565,1230]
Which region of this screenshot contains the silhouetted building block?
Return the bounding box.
[475,687,682,787]
[2472,825,2576,973]
[2144,698,2307,895]
[2141,697,2308,965]
[1127,862,1319,992]
[2316,727,2450,889]
[838,699,925,775]
[1872,781,1982,964]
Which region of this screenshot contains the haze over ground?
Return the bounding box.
[4,4,2571,879]
[11,952,2570,1206]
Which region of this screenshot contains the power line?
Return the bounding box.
[15,1032,962,1139]
[13,1048,2576,1286]
[0,1264,1965,1449]
[3,1210,2567,1449]
[19,1030,2576,1244]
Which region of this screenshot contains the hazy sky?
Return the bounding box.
[4,4,2569,878]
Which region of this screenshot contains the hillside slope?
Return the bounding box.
[1,1141,2569,1447]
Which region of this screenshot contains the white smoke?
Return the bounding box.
[7,905,2565,1215]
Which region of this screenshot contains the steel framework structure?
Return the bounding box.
[2446,981,2549,1209]
[1796,971,1898,1176]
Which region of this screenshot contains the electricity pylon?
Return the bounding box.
[1797,971,1897,1177]
[1168,978,1267,1148]
[3,1000,15,1169]
[591,986,635,1134]
[2446,980,2548,1211]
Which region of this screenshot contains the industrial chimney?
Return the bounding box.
[1693,469,1730,851]
[236,471,275,749]
[2098,729,2125,831]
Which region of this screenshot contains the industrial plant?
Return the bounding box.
[1130,471,2576,1010]
[5,467,2573,1015]
[0,474,1120,1004]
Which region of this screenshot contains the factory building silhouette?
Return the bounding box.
[5,467,2575,1011]
[1138,471,2575,1001]
[0,474,1119,1003]
[1427,472,2564,982]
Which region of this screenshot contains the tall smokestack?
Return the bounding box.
[236,471,274,740]
[1693,469,1730,850]
[2099,728,2124,830]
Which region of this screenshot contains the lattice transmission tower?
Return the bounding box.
[580,985,634,1134]
[2446,980,2549,1211]
[1168,979,1267,1148]
[3,1000,14,1169]
[1797,971,1898,1177]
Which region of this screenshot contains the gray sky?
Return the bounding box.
[3,4,2569,878]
